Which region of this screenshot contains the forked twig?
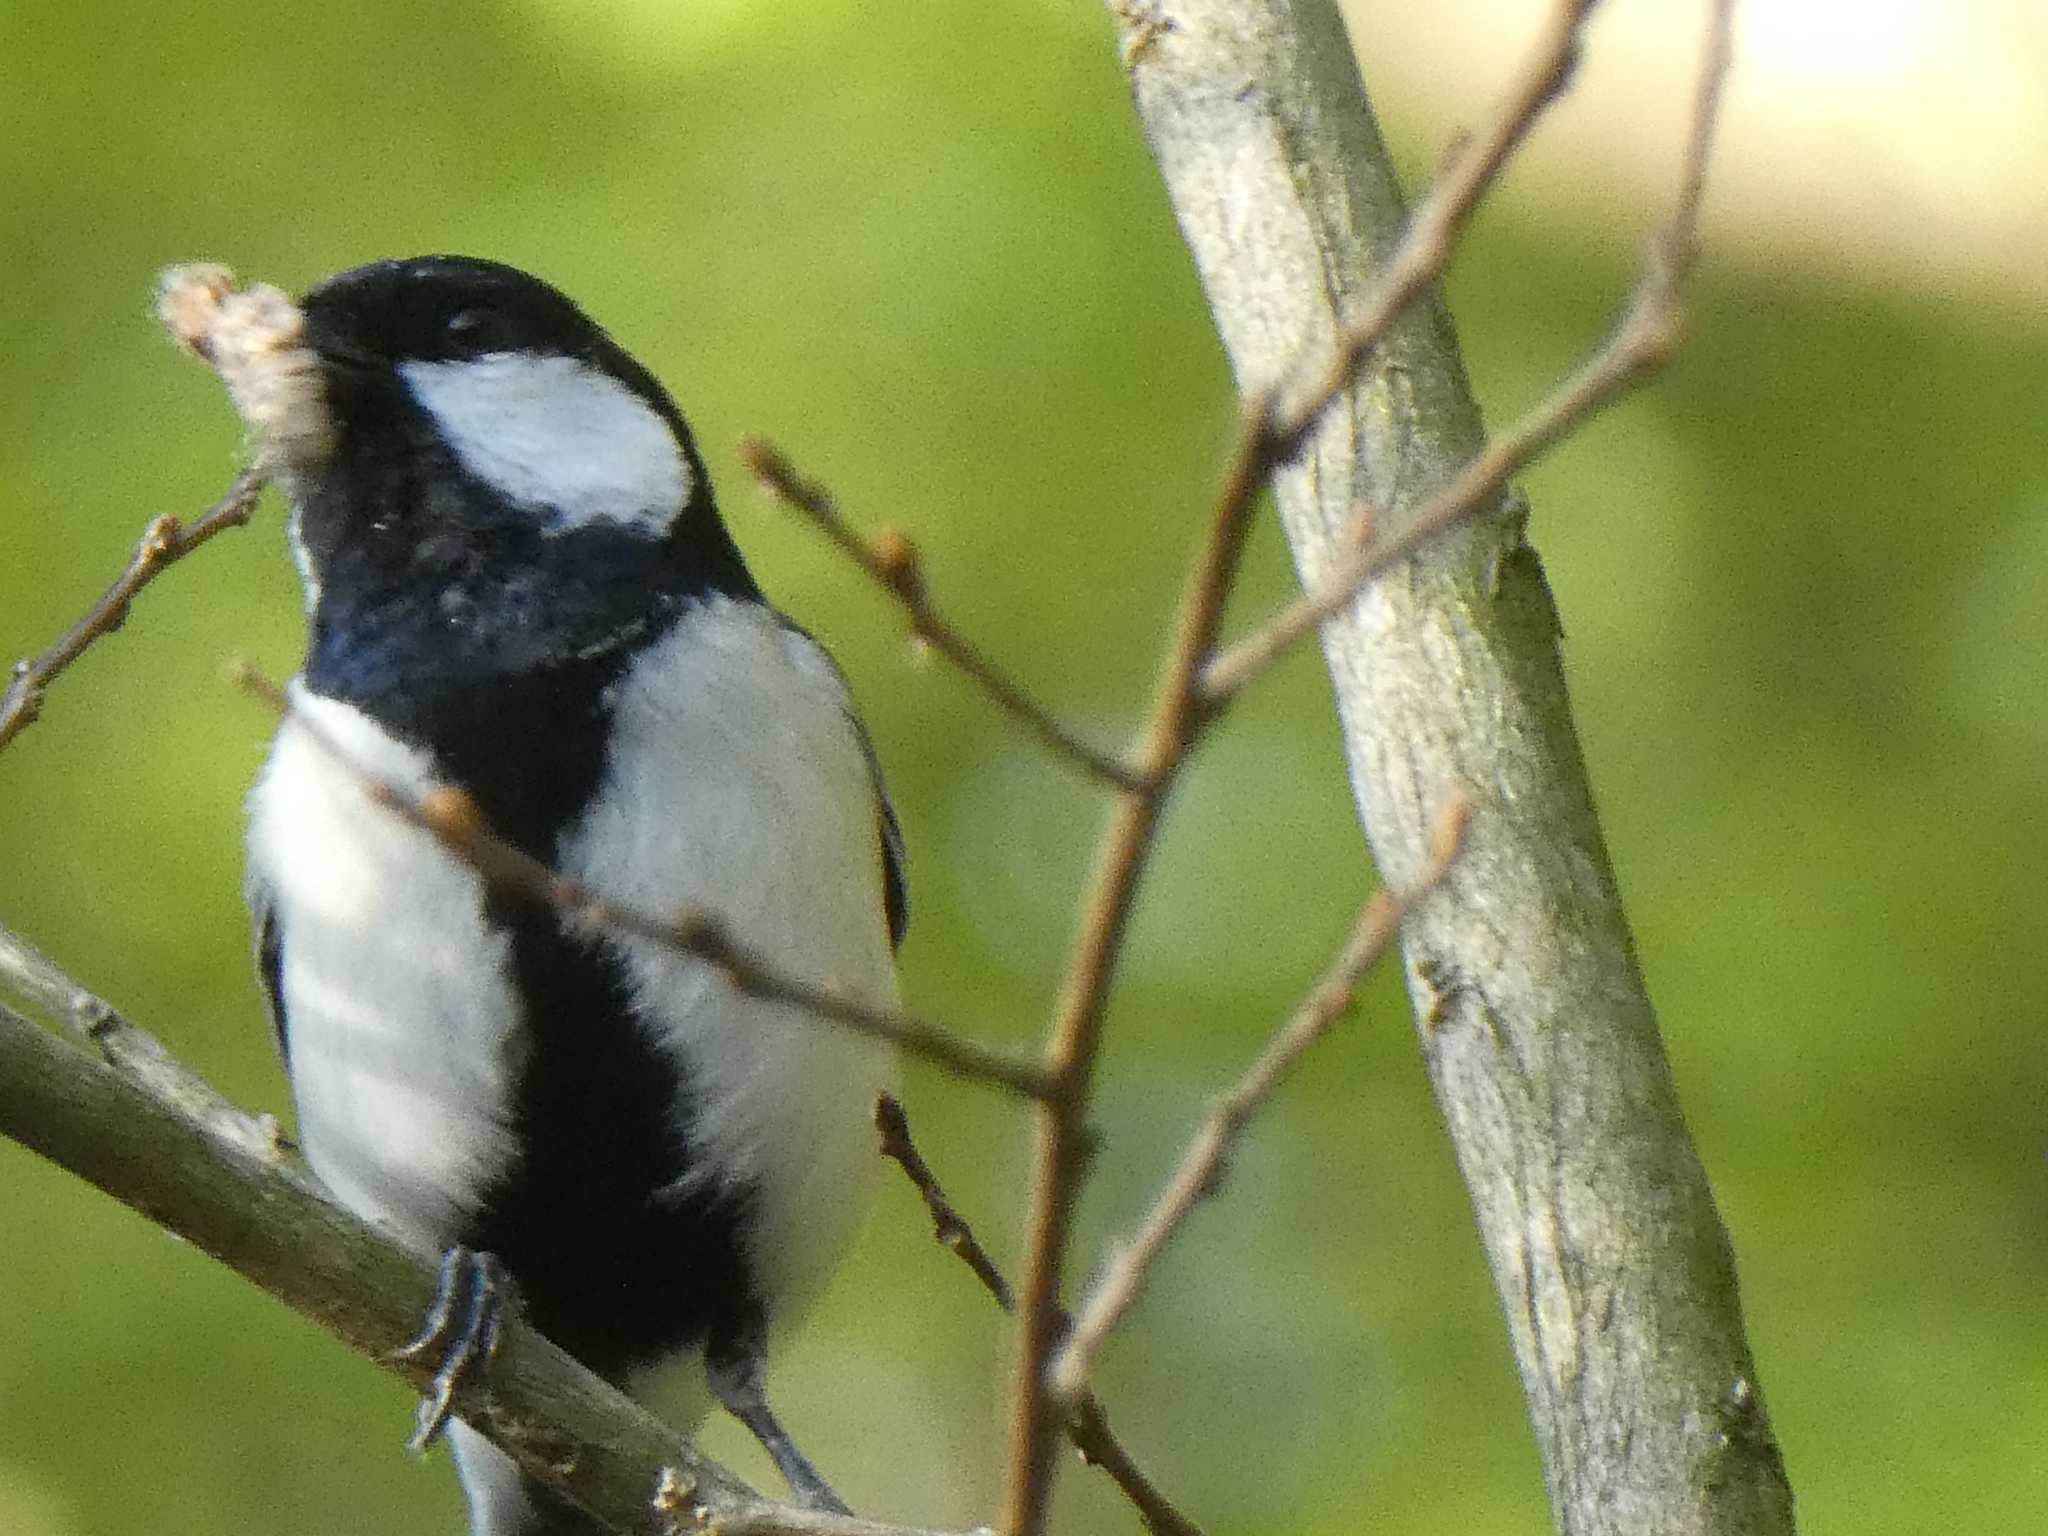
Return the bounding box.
[741,438,1143,792]
[1216,0,1597,506]
[874,1095,1203,1536]
[233,667,1055,1103]
[1049,797,1471,1404]
[1198,269,1684,699]
[1003,400,1266,1531]
[0,469,265,754]
[999,1,1740,1527]
[1200,0,1737,703]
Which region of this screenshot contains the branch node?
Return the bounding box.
[652,1465,702,1524]
[871,526,926,605]
[71,993,119,1044]
[744,435,1140,790]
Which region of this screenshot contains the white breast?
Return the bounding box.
[248,602,899,1323]
[246,688,525,1253]
[559,597,899,1317]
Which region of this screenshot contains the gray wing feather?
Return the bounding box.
[249,874,291,1065]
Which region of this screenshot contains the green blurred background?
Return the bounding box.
[3,0,2043,1531]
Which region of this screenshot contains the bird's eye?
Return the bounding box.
[444,307,509,354]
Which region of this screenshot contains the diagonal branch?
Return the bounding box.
[0,927,972,1536]
[992,3,1620,1530]
[233,666,1055,1102]
[1183,0,1599,553]
[1001,401,1267,1535]
[741,438,1143,792]
[1197,0,1735,705]
[0,468,265,754]
[1115,1,1793,1532]
[1198,246,1689,701]
[1048,795,1469,1403]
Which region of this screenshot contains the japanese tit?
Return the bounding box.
[240,256,905,1534]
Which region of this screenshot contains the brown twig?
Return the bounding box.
[1002,408,1265,1535]
[1200,0,1735,704]
[0,468,265,754]
[1198,272,1682,699]
[874,1094,1203,1536]
[991,7,1635,1527]
[232,667,1056,1103]
[1224,0,1597,495]
[739,437,1144,792]
[1048,797,1471,1405]
[874,1094,1014,1310]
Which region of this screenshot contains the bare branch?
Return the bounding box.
[1002,422,1266,1534]
[1199,0,1735,704]
[1116,0,1793,1530]
[1049,796,1470,1404]
[1193,0,1597,531]
[990,1,1608,1522]
[1198,259,1686,701]
[874,1095,1203,1536]
[740,437,1143,792]
[0,469,264,754]
[232,666,1055,1102]
[0,926,955,1536]
[874,1094,1014,1311]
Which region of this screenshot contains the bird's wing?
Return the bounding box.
[776,615,908,951]
[860,715,910,951]
[249,874,290,1066]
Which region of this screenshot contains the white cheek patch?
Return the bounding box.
[399,352,690,535]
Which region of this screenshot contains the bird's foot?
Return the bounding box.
[707,1348,851,1514]
[393,1245,514,1452]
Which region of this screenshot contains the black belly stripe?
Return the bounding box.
[305,577,768,1381]
[470,906,761,1378]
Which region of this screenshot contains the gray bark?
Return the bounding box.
[1108,3,1796,1532]
[0,925,960,1536]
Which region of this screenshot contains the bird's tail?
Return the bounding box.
[448,1422,611,1536]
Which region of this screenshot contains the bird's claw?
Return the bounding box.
[394,1246,514,1452]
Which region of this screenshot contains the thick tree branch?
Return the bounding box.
[1111,2,1794,1534]
[0,928,970,1536]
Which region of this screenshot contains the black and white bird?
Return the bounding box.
[240,255,904,1534]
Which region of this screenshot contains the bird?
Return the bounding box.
[240,255,906,1534]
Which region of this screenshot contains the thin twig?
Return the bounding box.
[1201,0,1736,704]
[874,1095,1014,1310]
[992,6,1632,1527]
[232,667,1056,1103]
[874,1095,1203,1536]
[1063,1397,1193,1536]
[1199,273,1682,699]
[1226,0,1597,496]
[739,437,1144,792]
[1049,797,1471,1404]
[1003,419,1265,1535]
[0,468,265,754]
